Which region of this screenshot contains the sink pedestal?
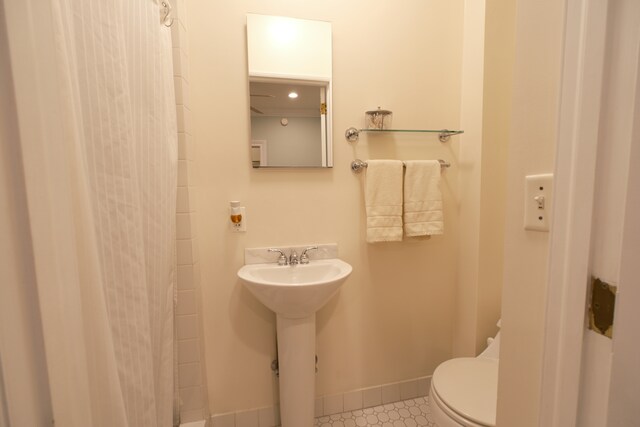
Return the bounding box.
[237,257,353,427]
[277,314,316,427]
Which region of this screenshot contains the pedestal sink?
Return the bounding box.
[238,258,352,427]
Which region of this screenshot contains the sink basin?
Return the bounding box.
[238,258,352,318]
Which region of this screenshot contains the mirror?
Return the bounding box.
[246,14,332,168]
[250,80,327,167]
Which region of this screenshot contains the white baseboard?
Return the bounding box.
[180,420,208,427]
[210,375,432,427]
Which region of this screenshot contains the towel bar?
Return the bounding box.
[350,159,450,173]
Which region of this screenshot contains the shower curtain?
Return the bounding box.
[47,0,177,425]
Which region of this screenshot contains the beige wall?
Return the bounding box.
[453,0,486,358]
[476,0,516,353]
[452,0,515,359]
[496,0,565,424]
[188,0,465,414]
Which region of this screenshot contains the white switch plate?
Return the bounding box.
[524,173,553,232]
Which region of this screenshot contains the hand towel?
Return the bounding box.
[365,160,404,242]
[403,160,443,236]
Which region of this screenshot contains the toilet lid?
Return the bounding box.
[432,358,498,427]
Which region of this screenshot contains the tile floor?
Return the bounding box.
[314,397,438,427]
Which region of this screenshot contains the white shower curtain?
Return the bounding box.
[44,0,178,425]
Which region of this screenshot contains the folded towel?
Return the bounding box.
[403,160,443,236]
[365,160,404,242]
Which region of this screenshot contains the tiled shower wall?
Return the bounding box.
[172,0,210,423]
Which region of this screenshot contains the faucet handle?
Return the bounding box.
[300,246,318,264]
[268,248,288,266]
[289,249,299,265]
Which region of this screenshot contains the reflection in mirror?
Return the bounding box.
[250,80,327,168]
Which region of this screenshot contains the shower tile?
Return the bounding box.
[381,383,400,404]
[193,262,201,288]
[362,386,382,408]
[182,79,191,108]
[190,237,200,263]
[171,23,181,48]
[323,393,343,415]
[176,314,198,339]
[400,379,419,400]
[177,238,193,264]
[188,213,198,236]
[211,412,235,427]
[174,76,184,105]
[178,339,200,364]
[176,213,192,239]
[178,265,195,290]
[173,76,190,109]
[184,136,194,161]
[235,409,259,427]
[178,133,187,159]
[417,377,431,397]
[171,21,187,53]
[180,408,205,423]
[314,397,324,417]
[174,0,188,30]
[178,362,202,387]
[178,160,188,186]
[258,406,279,427]
[175,106,192,134]
[180,133,194,162]
[179,385,204,411]
[343,389,363,412]
[187,186,197,212]
[176,105,187,132]
[177,187,190,213]
[177,290,197,315]
[187,158,197,184]
[181,50,190,81]
[172,48,183,76]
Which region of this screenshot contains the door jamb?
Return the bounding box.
[538,0,609,425]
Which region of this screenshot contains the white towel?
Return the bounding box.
[403,160,443,236]
[365,160,404,242]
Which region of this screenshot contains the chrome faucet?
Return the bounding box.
[289,250,299,265]
[268,248,288,266]
[300,246,318,264]
[269,247,317,266]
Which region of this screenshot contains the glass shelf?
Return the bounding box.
[344,127,464,143]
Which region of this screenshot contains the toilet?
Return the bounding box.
[429,321,501,427]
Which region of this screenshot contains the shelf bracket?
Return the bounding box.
[438,130,463,142]
[345,127,360,142]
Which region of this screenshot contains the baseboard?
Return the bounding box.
[210,375,432,427]
[180,420,208,427]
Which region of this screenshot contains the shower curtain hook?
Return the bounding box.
[161,1,174,27]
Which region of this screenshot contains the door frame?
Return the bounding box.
[251,139,268,167]
[538,0,608,425]
[539,0,640,425]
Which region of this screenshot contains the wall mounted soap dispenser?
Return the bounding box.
[229,201,246,232]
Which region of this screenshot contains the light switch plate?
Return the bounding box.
[524,173,553,231]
